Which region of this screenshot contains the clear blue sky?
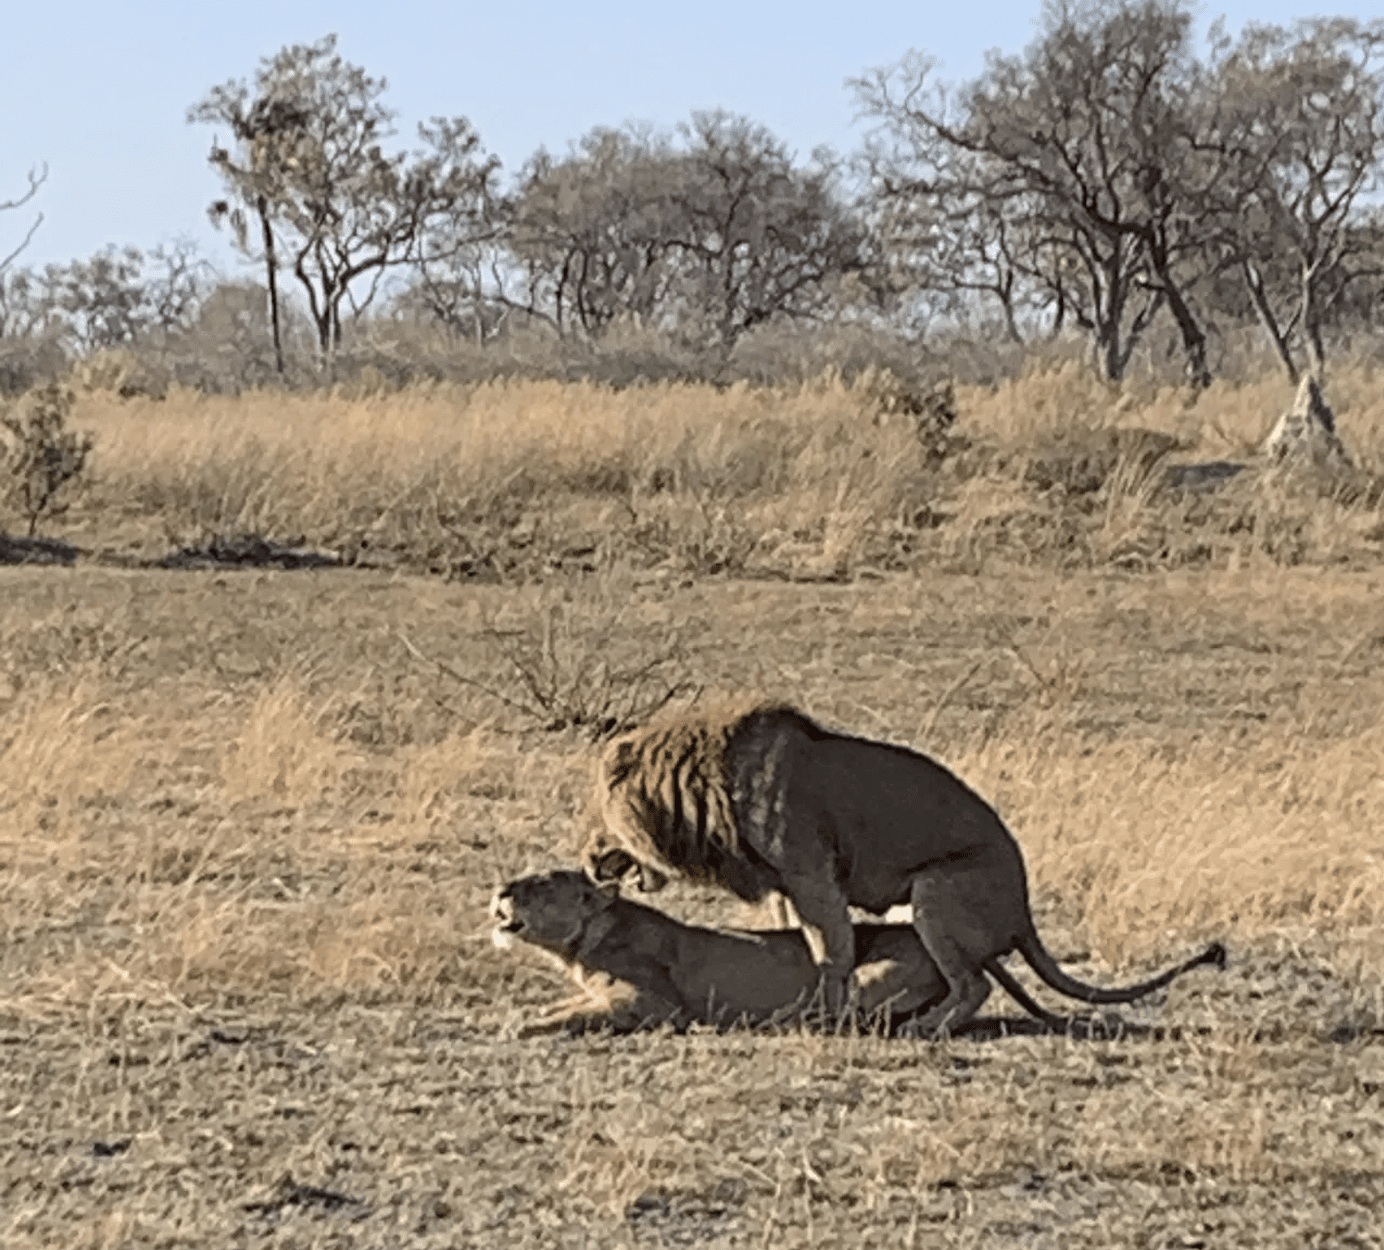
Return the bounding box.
[0,0,1357,275]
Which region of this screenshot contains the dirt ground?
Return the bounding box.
[2,560,1383,1247]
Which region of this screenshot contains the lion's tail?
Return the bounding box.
[1010,934,1227,1006]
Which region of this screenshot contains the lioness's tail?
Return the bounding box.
[982,960,1080,1031]
[1012,935,1226,1006]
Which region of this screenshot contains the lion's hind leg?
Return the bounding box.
[850,927,947,1029]
[903,854,1027,1036]
[900,963,991,1037]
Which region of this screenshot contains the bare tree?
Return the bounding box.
[673,112,869,351]
[0,268,46,341]
[31,242,210,355]
[406,123,509,346]
[406,228,516,346]
[1208,18,1384,380]
[1,166,47,277]
[506,127,684,337]
[504,114,869,350]
[860,126,1064,342]
[856,0,1220,385]
[191,35,497,368]
[142,239,216,334]
[189,93,304,373]
[40,246,147,352]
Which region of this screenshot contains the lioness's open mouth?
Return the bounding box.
[489,889,527,942]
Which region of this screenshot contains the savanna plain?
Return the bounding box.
[3,366,1384,1247]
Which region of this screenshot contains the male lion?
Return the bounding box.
[490,869,1088,1034]
[581,702,1225,1035]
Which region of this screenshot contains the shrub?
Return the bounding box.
[0,383,94,535]
[402,576,701,739]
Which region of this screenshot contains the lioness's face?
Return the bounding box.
[580,828,669,894]
[490,871,615,953]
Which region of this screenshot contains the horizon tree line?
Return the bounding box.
[2,4,1382,389]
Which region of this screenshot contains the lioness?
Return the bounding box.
[491,870,954,1033]
[581,702,1226,1035]
[490,870,1193,1036]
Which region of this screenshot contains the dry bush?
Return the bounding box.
[0,334,68,398]
[1,383,94,536]
[402,573,702,738]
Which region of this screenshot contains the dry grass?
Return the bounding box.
[4,364,1384,1244]
[50,360,1384,584]
[2,553,1382,1246]
[76,374,922,576]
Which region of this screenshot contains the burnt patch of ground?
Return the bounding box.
[0,532,80,565]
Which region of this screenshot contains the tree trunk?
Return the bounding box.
[312,306,331,360]
[1240,260,1299,383]
[257,195,284,375]
[1098,257,1128,382]
[1150,256,1211,389]
[996,270,1024,344]
[1300,259,1325,380]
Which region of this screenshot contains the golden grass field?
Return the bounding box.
[2,367,1384,1246]
[59,360,1384,577]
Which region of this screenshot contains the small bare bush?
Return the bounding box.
[404,576,700,739]
[1,382,94,535]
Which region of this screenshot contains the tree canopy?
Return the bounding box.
[189,35,498,367]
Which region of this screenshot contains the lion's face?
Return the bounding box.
[490,871,618,955]
[581,744,675,893]
[579,824,670,894]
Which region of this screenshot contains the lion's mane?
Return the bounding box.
[592,700,812,901]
